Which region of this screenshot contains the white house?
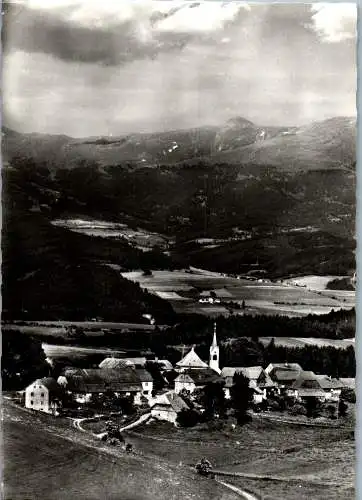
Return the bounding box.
[135,368,154,399]
[174,373,196,394]
[221,366,275,403]
[151,391,190,425]
[25,377,62,414]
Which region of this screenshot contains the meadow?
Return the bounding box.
[259,337,355,350]
[3,401,239,500]
[125,418,355,500]
[122,270,355,317]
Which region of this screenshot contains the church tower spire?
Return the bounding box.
[209,322,220,374]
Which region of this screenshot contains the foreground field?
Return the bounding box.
[125,419,355,500]
[3,401,239,500]
[121,270,354,317]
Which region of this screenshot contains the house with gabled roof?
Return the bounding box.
[57,368,143,404]
[25,377,62,415]
[292,371,343,402]
[151,391,190,425]
[135,368,154,398]
[174,373,196,394]
[265,363,303,391]
[221,366,275,402]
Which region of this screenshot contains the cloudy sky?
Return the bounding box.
[3,1,357,137]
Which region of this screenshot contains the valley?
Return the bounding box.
[121,269,355,318]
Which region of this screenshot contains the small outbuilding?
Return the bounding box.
[151,391,190,425]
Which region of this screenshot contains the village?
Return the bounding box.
[20,323,355,437]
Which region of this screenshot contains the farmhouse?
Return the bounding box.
[174,373,196,394]
[292,371,344,402]
[136,368,154,398]
[151,391,190,425]
[221,366,275,402]
[265,363,303,391]
[25,377,62,415]
[57,368,144,404]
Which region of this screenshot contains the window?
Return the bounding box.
[30,392,34,396]
[213,354,217,360]
[30,400,33,405]
[41,401,43,405]
[41,393,45,397]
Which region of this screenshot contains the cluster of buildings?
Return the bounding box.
[24,324,354,424]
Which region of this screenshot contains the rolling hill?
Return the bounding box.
[2,115,356,319]
[3,116,356,171]
[215,117,356,171]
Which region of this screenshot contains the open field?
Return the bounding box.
[121,270,354,317]
[283,275,343,290]
[3,401,239,500]
[3,320,156,332]
[259,337,355,349]
[42,343,127,361]
[125,419,354,499]
[52,218,171,251]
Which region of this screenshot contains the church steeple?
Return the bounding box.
[209,322,220,374]
[211,322,217,348]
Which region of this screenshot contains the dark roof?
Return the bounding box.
[271,368,301,385]
[175,373,194,384]
[35,377,60,392]
[151,391,190,413]
[60,368,141,393]
[182,368,222,386]
[293,372,345,391]
[135,368,153,383]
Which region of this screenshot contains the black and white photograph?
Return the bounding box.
[1,1,357,499]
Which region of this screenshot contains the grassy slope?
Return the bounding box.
[125,420,354,500]
[3,401,239,500]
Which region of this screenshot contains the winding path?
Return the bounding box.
[72,412,152,437]
[216,480,259,500]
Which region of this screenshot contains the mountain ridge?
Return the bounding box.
[3,115,356,172]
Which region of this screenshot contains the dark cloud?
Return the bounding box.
[2,3,192,65]
[3,2,356,136]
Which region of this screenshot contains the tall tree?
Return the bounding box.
[202,381,226,420]
[2,330,49,390]
[230,372,253,425]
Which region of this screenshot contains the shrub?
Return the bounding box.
[341,388,356,403]
[338,400,348,418]
[289,403,307,416]
[176,408,200,428]
[325,404,337,419]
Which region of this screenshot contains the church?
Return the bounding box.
[174,323,222,394]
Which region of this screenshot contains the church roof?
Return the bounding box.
[176,347,209,369]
